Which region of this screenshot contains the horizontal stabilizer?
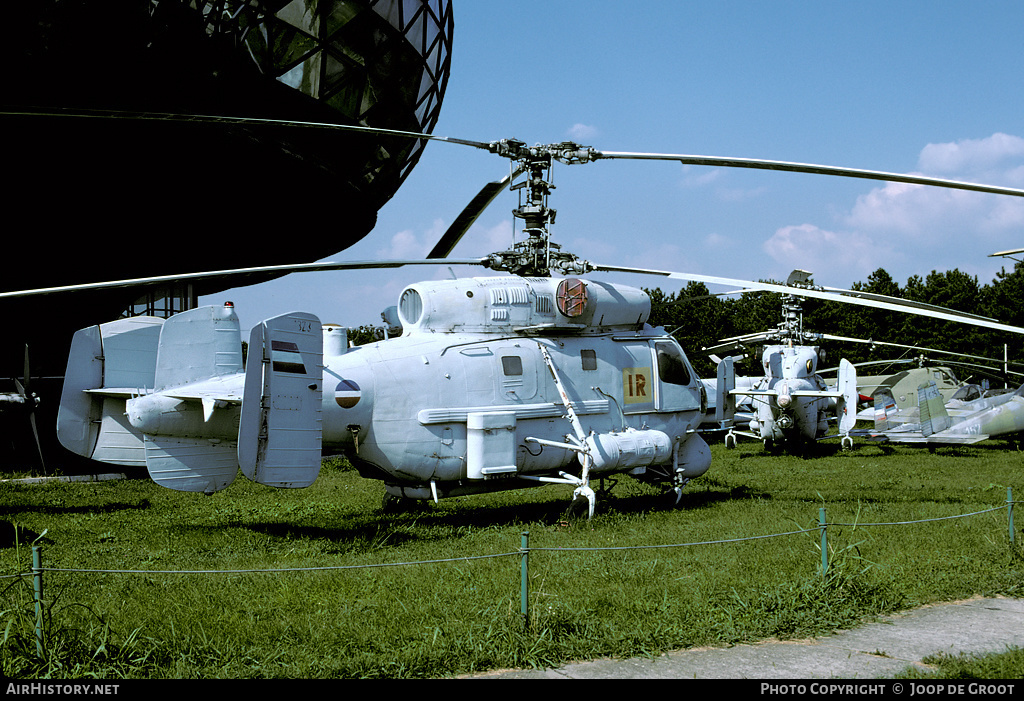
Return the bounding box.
[239,312,323,488]
[871,431,988,445]
[145,436,238,493]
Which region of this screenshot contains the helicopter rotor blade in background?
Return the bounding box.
[427,166,525,259]
[590,263,1024,336]
[817,334,1017,367]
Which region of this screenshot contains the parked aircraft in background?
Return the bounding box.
[863,380,1024,445]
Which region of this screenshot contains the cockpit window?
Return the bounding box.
[952,384,981,402]
[656,343,691,386]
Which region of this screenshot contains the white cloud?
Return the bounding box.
[762,224,898,284]
[833,134,1024,260]
[473,219,516,254]
[680,166,721,188]
[567,123,599,141]
[918,133,1024,176]
[377,219,450,258]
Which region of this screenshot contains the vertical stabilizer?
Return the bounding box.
[144,436,239,494]
[872,388,899,431]
[140,305,246,493]
[918,381,952,436]
[239,312,323,488]
[154,304,243,391]
[837,359,858,434]
[57,316,164,464]
[715,356,736,424]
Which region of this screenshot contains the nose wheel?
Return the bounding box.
[569,485,597,519]
[672,475,691,505]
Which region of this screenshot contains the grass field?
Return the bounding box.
[2,437,1022,679]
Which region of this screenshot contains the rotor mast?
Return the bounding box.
[775,269,822,346]
[482,140,599,277]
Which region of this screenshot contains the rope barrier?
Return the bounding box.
[33,550,520,576]
[830,504,1009,528]
[2,499,1016,580]
[529,527,820,553]
[5,493,1018,653]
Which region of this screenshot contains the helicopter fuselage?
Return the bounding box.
[748,344,832,444]
[321,275,710,501]
[324,326,707,500]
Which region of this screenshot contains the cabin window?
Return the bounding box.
[501,356,523,376]
[581,349,597,371]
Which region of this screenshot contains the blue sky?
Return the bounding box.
[201,1,1024,332]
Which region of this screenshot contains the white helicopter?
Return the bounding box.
[20,115,1024,517]
[705,270,859,453]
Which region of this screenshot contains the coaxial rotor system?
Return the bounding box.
[5,106,1024,336]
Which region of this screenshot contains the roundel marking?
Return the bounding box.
[335,379,361,408]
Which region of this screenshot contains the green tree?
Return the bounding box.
[646,282,732,378]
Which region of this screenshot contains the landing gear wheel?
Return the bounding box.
[725,432,737,449]
[672,475,691,505]
[567,485,596,520]
[841,435,854,451]
[381,492,421,514]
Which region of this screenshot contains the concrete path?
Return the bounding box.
[464,597,1024,679]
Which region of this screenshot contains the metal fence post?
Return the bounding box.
[32,545,44,659]
[1009,487,1015,550]
[520,532,529,631]
[819,507,828,577]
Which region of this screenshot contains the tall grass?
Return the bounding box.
[2,440,1022,678]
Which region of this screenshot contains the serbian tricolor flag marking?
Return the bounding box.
[335,379,361,408]
[271,340,306,374]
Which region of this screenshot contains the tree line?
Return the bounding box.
[646,262,1024,385]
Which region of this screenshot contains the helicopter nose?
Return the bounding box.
[777,382,792,408]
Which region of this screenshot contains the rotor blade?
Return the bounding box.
[817,334,1015,366]
[427,167,524,259]
[592,264,1024,335]
[593,151,1024,198]
[815,286,1001,324]
[0,258,491,299]
[0,108,494,152]
[22,344,30,395]
[15,108,1024,199]
[27,411,46,475]
[990,248,1024,258]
